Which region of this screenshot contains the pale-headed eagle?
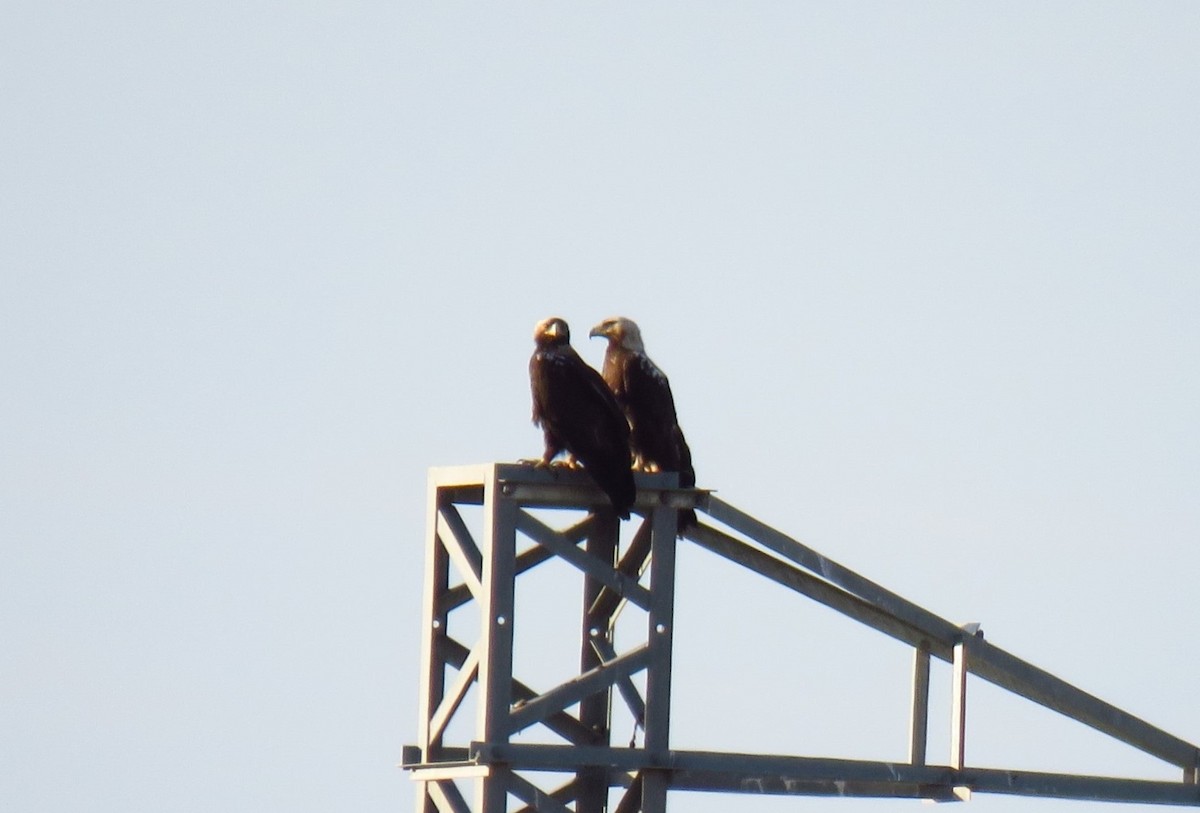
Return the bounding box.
[529,317,636,518]
[589,316,696,529]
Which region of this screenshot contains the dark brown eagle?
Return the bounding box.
[529,317,636,518]
[589,316,696,530]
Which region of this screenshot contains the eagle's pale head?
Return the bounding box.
[589,316,645,353]
[533,316,571,346]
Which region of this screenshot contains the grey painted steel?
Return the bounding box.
[960,768,1200,806]
[511,778,581,813]
[591,637,647,730]
[439,636,595,746]
[951,639,968,770]
[611,774,644,813]
[507,646,651,735]
[517,509,652,610]
[687,522,936,650]
[409,464,1200,809]
[437,504,483,597]
[474,470,517,813]
[441,516,594,614]
[703,495,957,638]
[690,499,1200,772]
[502,483,699,512]
[427,779,473,813]
[416,478,452,813]
[589,520,653,621]
[403,745,469,766]
[473,743,1200,806]
[640,490,678,813]
[475,472,516,741]
[411,464,686,812]
[427,644,479,746]
[507,772,576,813]
[909,642,930,767]
[577,511,619,813]
[966,637,1200,770]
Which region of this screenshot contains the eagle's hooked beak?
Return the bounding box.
[588,323,609,340]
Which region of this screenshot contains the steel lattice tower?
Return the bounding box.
[402,463,1200,811]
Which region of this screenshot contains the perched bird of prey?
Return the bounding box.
[589,316,696,530]
[529,317,636,518]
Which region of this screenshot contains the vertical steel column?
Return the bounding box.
[640,502,678,813]
[475,469,519,813]
[951,632,971,802]
[417,478,452,813]
[909,641,931,767]
[951,638,968,769]
[578,512,620,813]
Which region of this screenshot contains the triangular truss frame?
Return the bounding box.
[403,463,1200,811]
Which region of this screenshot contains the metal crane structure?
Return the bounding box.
[402,463,1200,812]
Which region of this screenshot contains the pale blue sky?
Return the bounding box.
[3,4,1198,812]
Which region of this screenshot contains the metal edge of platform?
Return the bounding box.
[401,742,1200,806]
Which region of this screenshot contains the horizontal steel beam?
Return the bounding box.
[407,762,493,781]
[429,463,690,505]
[471,742,659,771]
[961,767,1200,806]
[499,483,699,513]
[462,743,1200,806]
[670,772,957,800]
[402,745,469,766]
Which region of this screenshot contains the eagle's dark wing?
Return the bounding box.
[622,352,695,489]
[530,346,635,517]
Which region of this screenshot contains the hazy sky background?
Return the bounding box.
[3,3,1198,812]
